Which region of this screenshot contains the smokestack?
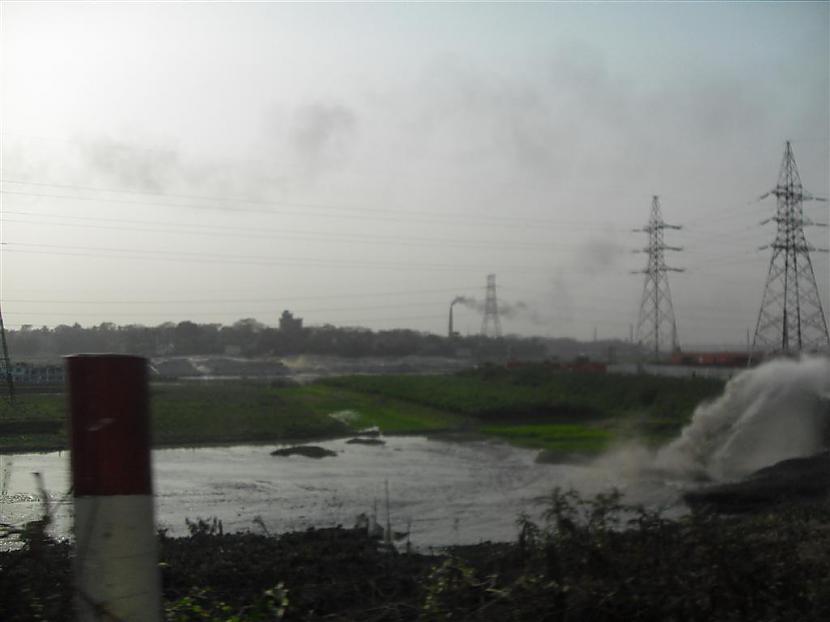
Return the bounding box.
[449,297,463,339]
[449,303,454,339]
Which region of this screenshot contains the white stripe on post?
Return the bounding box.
[66,354,161,622]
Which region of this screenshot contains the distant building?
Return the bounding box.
[279,310,303,333]
[1,362,65,385]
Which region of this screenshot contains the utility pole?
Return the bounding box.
[67,355,162,622]
[481,274,502,338]
[0,303,14,404]
[633,196,684,360]
[750,141,829,360]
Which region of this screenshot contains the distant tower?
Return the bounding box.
[633,196,683,358]
[0,303,14,403]
[481,274,502,338]
[750,141,829,360]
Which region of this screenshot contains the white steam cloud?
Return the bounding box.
[655,356,830,481]
[594,356,830,485]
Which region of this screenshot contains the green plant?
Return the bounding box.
[165,584,288,621]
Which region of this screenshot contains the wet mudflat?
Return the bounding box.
[0,436,680,547]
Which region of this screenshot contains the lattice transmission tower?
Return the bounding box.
[750,141,829,359]
[481,274,502,338]
[633,196,683,358]
[0,303,14,404]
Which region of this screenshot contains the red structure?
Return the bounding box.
[66,354,161,622]
[670,351,750,367]
[505,359,607,373]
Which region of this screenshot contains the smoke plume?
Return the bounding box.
[451,296,479,311]
[451,296,532,320]
[577,237,626,276]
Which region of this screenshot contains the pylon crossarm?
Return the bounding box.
[769,242,818,252]
[770,189,807,200]
[768,220,822,231]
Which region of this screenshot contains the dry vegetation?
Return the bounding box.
[2,491,828,621]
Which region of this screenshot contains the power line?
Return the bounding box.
[0,287,476,305]
[4,191,786,264]
[1,241,632,275]
[0,300,457,318]
[0,243,538,273]
[0,212,587,252]
[1,312,452,326]
[0,180,634,231]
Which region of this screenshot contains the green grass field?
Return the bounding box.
[323,368,723,447]
[0,381,473,453]
[322,368,723,423]
[0,368,724,456]
[480,423,613,452]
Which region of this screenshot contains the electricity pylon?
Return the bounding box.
[481,274,502,338]
[633,196,683,359]
[0,303,14,404]
[750,141,829,360]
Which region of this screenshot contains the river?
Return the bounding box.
[0,436,684,548]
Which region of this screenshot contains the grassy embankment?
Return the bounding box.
[322,366,724,456]
[0,366,724,456]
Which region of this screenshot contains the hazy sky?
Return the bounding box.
[1,1,828,346]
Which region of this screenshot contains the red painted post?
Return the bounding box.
[66,354,161,622]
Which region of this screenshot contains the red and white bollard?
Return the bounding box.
[66,355,161,622]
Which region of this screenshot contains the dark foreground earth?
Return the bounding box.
[684,451,830,513]
[2,491,830,621]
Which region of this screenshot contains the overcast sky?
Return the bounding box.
[1,1,828,346]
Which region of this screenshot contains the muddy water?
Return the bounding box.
[0,437,682,547]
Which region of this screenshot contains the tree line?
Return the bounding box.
[6,319,537,359]
[6,316,638,362]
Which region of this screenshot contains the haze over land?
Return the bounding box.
[1,2,828,347]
